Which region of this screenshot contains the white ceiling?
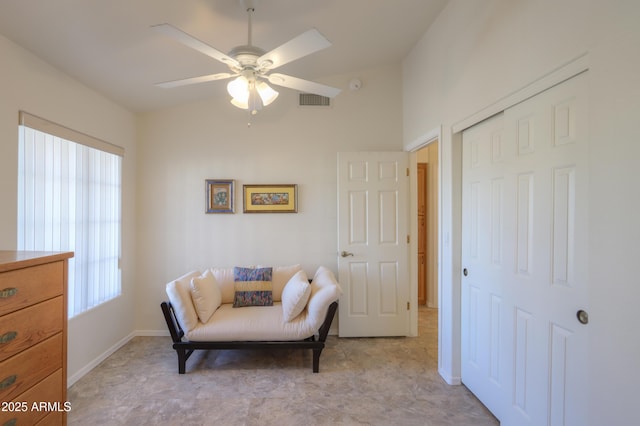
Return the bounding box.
[0,0,448,112]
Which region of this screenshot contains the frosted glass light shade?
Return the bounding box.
[256,82,278,106]
[230,98,248,109]
[227,76,249,105]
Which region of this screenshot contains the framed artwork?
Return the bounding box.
[206,179,234,213]
[243,184,298,213]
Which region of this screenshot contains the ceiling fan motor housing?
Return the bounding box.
[228,45,266,68]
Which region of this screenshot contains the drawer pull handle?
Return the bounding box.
[0,375,16,390]
[0,287,18,299]
[0,331,17,344]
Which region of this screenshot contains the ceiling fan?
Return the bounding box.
[152,0,341,115]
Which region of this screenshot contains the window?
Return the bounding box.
[17,112,123,318]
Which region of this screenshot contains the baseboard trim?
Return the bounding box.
[67,331,135,387]
[136,329,170,337]
[438,367,461,385]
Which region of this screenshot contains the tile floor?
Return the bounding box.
[67,307,498,425]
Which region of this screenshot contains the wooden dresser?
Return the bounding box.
[0,251,73,426]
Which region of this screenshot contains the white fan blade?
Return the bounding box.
[258,29,331,70]
[268,73,341,98]
[152,23,239,68]
[156,73,235,88]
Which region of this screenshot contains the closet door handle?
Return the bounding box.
[576,310,589,325]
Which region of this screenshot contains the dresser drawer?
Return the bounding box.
[0,334,62,402]
[0,369,64,426]
[0,297,63,363]
[0,261,63,317]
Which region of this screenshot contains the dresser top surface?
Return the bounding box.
[0,250,74,272]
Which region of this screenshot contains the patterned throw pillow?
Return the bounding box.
[233,266,273,307]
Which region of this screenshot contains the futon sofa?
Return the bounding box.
[161,264,342,373]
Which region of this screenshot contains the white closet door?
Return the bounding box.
[462,73,589,426]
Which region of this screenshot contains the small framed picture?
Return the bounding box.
[243,184,298,213]
[206,179,234,213]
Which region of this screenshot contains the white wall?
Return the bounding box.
[403,0,640,424]
[135,64,404,332]
[0,34,138,383]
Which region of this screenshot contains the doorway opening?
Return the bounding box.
[416,142,439,309]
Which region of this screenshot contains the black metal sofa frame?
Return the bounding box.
[160,300,339,374]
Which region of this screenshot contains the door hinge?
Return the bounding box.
[407,235,410,244]
[407,301,410,310]
[406,167,410,177]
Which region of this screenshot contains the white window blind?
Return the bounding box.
[17,112,123,318]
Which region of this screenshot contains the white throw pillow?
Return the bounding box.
[210,267,236,304]
[281,270,311,322]
[272,264,302,302]
[190,269,222,323]
[166,271,202,333]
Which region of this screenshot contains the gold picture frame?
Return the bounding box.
[206,179,234,213]
[243,184,298,213]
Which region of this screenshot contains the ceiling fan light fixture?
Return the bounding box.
[256,81,279,106]
[227,76,249,103]
[227,76,278,113]
[230,97,248,109]
[247,83,263,115]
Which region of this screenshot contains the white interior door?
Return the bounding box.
[461,73,589,425]
[461,112,507,418]
[337,152,410,337]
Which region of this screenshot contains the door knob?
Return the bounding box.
[463,268,468,276]
[340,251,354,258]
[576,309,589,325]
